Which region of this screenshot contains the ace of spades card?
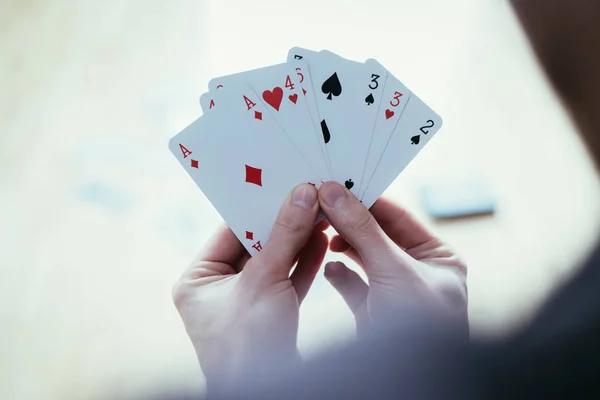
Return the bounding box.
[170,85,320,256]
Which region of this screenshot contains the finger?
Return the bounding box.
[196,223,245,265]
[183,224,245,281]
[233,251,252,274]
[329,235,350,252]
[318,182,391,266]
[370,197,436,250]
[293,216,328,264]
[324,261,368,313]
[313,218,330,233]
[288,217,328,269]
[250,183,320,280]
[329,235,364,268]
[290,231,328,304]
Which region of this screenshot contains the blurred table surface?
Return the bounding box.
[1,0,599,399]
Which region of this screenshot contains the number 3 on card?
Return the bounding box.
[390,91,403,107]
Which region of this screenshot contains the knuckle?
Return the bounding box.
[432,240,456,259]
[454,256,468,277]
[409,240,468,277]
[438,242,467,276]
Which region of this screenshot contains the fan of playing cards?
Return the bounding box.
[169,47,442,255]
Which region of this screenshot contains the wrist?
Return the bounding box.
[197,332,302,390]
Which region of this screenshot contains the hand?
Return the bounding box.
[172,184,328,389]
[319,182,468,338]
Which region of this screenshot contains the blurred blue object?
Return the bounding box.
[420,180,496,219]
[77,181,134,214]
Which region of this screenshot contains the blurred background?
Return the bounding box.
[1,0,599,399]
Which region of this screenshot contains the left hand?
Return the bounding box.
[172,184,328,390]
[319,182,468,338]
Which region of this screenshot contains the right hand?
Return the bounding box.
[318,182,469,338]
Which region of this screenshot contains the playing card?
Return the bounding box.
[208,62,330,180]
[199,92,216,113]
[288,60,333,177]
[170,85,321,255]
[361,94,443,208]
[285,49,332,176]
[287,47,387,195]
[358,59,412,198]
[177,49,444,254]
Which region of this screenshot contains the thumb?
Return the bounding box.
[318,182,391,267]
[324,261,368,313]
[249,183,319,280]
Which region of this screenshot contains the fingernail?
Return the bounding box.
[292,184,318,209]
[320,182,347,207]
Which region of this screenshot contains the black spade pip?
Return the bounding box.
[321,73,342,100]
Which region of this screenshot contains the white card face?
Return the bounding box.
[170,86,321,256]
[199,92,216,113]
[287,47,388,195]
[208,63,330,181]
[361,95,443,208]
[286,48,332,177]
[358,59,412,198]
